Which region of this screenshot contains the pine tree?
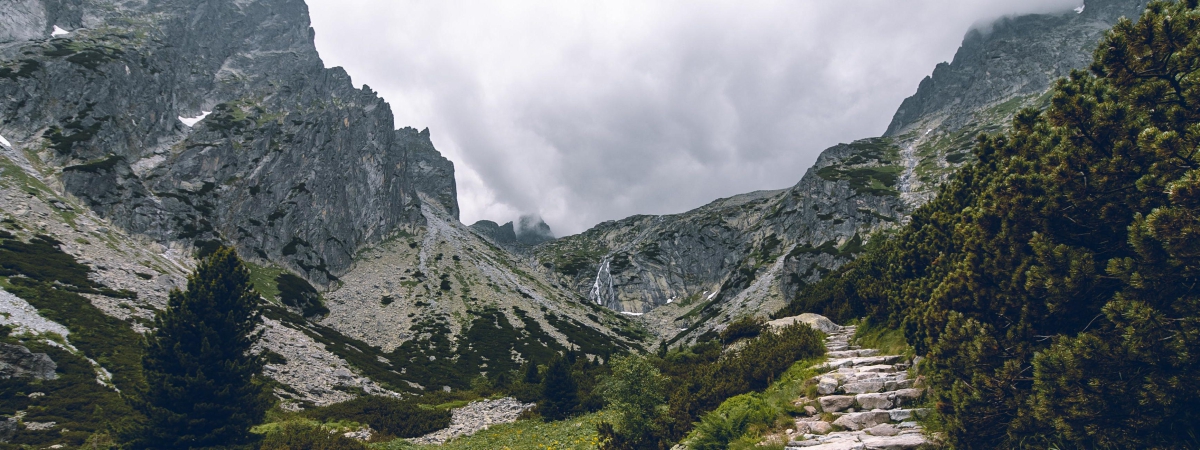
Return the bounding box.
[132,247,271,449]
[538,354,579,421]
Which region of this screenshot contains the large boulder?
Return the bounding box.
[768,313,840,334]
[0,343,56,380]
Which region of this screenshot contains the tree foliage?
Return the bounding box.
[597,355,668,448]
[779,1,1200,447]
[132,247,271,449]
[539,354,580,421]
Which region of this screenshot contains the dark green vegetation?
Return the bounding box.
[718,316,764,345]
[132,248,271,449]
[0,233,135,298]
[600,324,824,448]
[816,139,903,197]
[304,396,450,440]
[259,421,367,450]
[538,355,580,421]
[780,2,1200,447]
[0,233,145,449]
[275,272,328,318]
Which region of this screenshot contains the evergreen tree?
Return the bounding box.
[538,354,579,421]
[132,247,271,449]
[522,360,541,384]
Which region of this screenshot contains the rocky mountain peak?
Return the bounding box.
[0,0,458,285]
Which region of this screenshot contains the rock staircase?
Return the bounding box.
[786,324,933,449]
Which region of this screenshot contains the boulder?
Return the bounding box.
[768,313,840,334]
[0,343,56,380]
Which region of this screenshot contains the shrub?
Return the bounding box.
[276,272,328,318]
[597,355,667,448]
[719,316,764,345]
[305,396,450,440]
[259,421,367,450]
[688,394,776,450]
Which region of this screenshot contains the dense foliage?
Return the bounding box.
[275,272,328,318]
[718,316,764,344]
[597,355,668,448]
[539,354,581,421]
[599,323,824,448]
[304,396,451,440]
[259,421,367,450]
[132,248,271,449]
[779,1,1200,447]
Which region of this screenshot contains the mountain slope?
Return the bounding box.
[535,0,1148,344]
[0,0,648,430]
[0,0,455,286]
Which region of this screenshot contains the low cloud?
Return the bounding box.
[306,0,1081,234]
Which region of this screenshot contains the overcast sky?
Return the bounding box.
[305,0,1082,236]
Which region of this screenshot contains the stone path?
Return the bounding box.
[785,324,933,449]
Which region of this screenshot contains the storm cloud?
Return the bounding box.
[305,0,1083,235]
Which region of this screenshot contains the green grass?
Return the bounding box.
[373,410,615,450]
[852,320,911,357]
[244,260,287,303]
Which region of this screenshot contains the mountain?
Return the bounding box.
[533,0,1148,344]
[469,214,556,251]
[0,0,1155,445]
[0,0,645,428]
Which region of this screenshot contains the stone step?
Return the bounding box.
[818,355,905,371]
[816,389,926,412]
[843,377,914,394]
[826,349,880,358]
[786,432,928,449]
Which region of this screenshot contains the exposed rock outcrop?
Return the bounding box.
[408,397,534,445]
[0,343,56,380]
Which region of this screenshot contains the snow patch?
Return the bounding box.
[619,311,644,317]
[178,111,211,127]
[706,290,719,300]
[51,25,69,37]
[666,297,674,304]
[1074,5,1085,13]
[0,134,10,148]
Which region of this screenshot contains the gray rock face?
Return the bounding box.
[469,214,555,252]
[885,0,1147,137]
[0,0,457,285]
[0,343,56,380]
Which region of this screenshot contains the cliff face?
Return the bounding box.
[884,2,1135,137]
[535,0,1147,343]
[0,0,646,412]
[0,0,457,284]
